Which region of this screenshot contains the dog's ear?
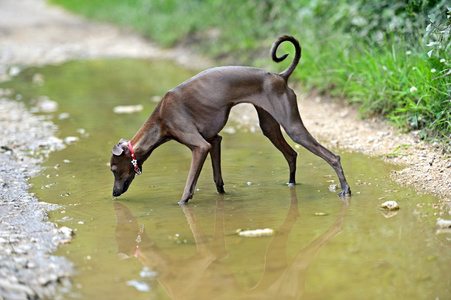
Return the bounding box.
[111,139,129,156]
[112,144,125,156]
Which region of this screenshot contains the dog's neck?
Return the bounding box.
[130,115,164,164]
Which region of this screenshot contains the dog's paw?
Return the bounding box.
[337,187,351,197]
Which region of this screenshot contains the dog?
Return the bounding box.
[110,35,351,204]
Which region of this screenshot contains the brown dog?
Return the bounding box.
[110,36,351,204]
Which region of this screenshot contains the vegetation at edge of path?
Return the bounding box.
[49,0,451,144]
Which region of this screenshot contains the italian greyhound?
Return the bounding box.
[110,35,351,204]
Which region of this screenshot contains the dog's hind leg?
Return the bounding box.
[208,134,225,194]
[284,118,351,197]
[264,90,351,197]
[255,106,298,185]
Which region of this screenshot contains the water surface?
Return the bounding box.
[2,59,449,300]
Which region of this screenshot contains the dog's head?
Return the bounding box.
[110,139,138,197]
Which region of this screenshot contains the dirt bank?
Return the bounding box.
[0,0,450,298]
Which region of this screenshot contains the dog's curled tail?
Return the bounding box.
[271,35,301,82]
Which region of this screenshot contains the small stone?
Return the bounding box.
[314,212,328,216]
[64,136,79,144]
[58,112,70,120]
[8,66,22,76]
[59,226,74,238]
[113,105,143,114]
[436,219,451,229]
[328,184,338,192]
[33,96,58,113]
[380,200,399,211]
[238,228,275,237]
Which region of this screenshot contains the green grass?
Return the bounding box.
[48,0,450,142]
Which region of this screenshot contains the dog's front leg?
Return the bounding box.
[179,142,211,205]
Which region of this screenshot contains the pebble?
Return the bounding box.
[59,226,74,239]
[58,112,70,120]
[113,105,143,114]
[238,228,275,237]
[30,96,58,113]
[314,212,328,216]
[436,219,451,229]
[328,184,338,192]
[379,201,400,211]
[64,136,79,144]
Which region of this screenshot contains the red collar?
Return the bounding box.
[128,141,142,175]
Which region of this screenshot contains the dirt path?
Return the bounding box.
[0,0,449,298]
[0,0,210,80]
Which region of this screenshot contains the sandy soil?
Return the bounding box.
[0,0,449,298]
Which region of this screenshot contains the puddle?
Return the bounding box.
[2,59,450,299]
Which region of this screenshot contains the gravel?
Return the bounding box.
[0,98,72,299]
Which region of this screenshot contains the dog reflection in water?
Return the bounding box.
[114,189,349,300]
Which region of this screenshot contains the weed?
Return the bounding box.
[49,0,450,141]
[383,144,413,158]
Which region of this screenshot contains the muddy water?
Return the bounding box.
[3,60,450,299]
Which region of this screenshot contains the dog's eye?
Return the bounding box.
[111,166,117,174]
